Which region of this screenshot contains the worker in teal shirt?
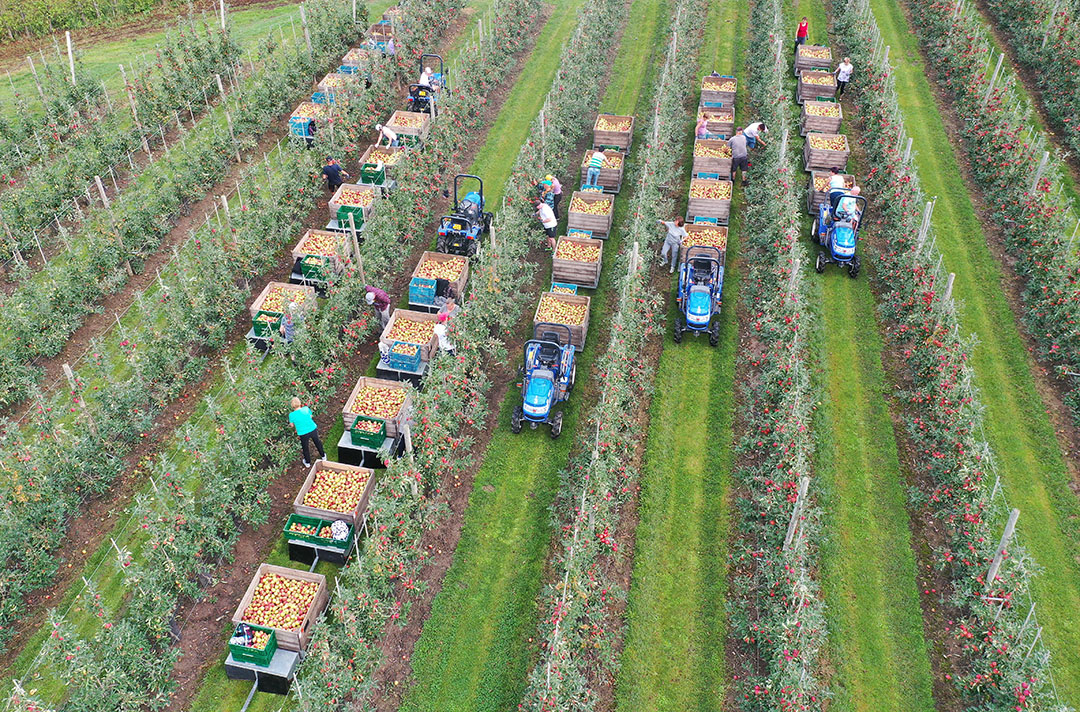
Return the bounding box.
[289,396,326,466]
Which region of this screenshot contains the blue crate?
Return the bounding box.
[566,228,593,239]
[409,277,436,305]
[311,91,336,105]
[550,281,578,295]
[338,65,360,74]
[702,100,725,108]
[289,116,310,137]
[385,341,422,370]
[692,216,719,225]
[697,172,721,180]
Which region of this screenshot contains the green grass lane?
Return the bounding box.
[0,2,355,113]
[613,1,742,709]
[786,0,937,708]
[398,2,667,709]
[871,0,1080,702]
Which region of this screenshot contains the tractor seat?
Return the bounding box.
[538,343,560,365]
[691,260,712,284]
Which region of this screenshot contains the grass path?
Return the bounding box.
[0,3,311,113]
[397,2,668,709]
[781,0,939,709]
[612,1,743,709]
[870,0,1080,702]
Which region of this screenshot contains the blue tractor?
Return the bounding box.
[511,324,577,438]
[813,193,867,278]
[673,245,724,347]
[407,54,445,116]
[437,174,492,257]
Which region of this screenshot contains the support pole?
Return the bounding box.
[119,64,141,128]
[94,175,109,207]
[985,508,1020,591]
[983,53,1004,105]
[65,32,76,85]
[26,56,45,102]
[1030,151,1049,193]
[784,477,811,551]
[220,0,227,30]
[300,4,313,57]
[944,271,956,301]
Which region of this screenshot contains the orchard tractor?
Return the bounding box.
[813,193,867,278]
[511,324,577,439]
[437,174,492,257]
[407,54,445,116]
[673,245,724,347]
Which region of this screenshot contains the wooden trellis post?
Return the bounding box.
[783,477,811,551]
[94,175,109,207]
[26,56,45,102]
[300,4,313,57]
[985,508,1019,591]
[65,32,76,85]
[220,0,227,30]
[943,271,956,301]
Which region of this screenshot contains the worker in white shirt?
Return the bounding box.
[418,66,432,87]
[533,197,558,250]
[744,121,768,149]
[827,167,849,211]
[835,57,854,97]
[375,123,399,147]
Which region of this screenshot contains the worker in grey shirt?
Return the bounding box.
[729,127,749,186]
[657,216,688,274]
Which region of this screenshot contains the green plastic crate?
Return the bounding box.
[228,623,277,666]
[300,255,329,281]
[283,514,354,551]
[337,205,365,228]
[253,310,283,338]
[349,415,386,447]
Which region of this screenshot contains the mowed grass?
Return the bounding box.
[872,0,1080,703]
[399,2,667,710]
[785,0,938,708]
[614,1,744,709]
[0,2,337,114]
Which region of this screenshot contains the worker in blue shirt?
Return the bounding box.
[289,396,326,466]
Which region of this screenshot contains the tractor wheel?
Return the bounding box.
[550,411,563,439]
[673,321,683,343]
[511,405,523,434]
[815,253,826,273]
[811,217,819,243]
[468,239,478,258]
[849,256,861,279]
[709,324,720,347]
[437,236,447,253]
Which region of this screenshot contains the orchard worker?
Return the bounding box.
[657,216,688,274]
[304,118,317,150]
[438,292,461,322]
[418,66,432,87]
[837,186,863,223]
[365,285,393,327]
[322,156,350,192]
[533,197,558,250]
[744,121,768,149]
[375,122,399,147]
[835,56,854,97]
[585,149,605,187]
[546,174,563,218]
[794,17,808,51]
[828,167,848,211]
[289,396,326,467]
[695,116,710,139]
[728,127,750,186]
[433,321,456,358]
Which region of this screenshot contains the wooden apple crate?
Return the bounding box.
[794,45,833,75]
[341,47,374,67]
[368,22,394,40]
[700,75,737,105]
[249,282,316,320]
[796,71,837,104]
[385,110,431,142]
[380,309,441,362]
[317,72,357,94]
[803,133,850,172]
[328,183,377,222]
[698,106,735,137]
[411,251,469,300]
[578,150,625,193]
[359,144,406,176]
[566,191,615,238]
[342,376,411,436]
[293,460,378,526]
[552,235,604,289]
[686,178,733,225]
[681,225,728,262]
[692,139,732,179]
[806,170,855,214]
[292,229,348,273]
[534,292,590,350]
[231,564,329,652]
[800,99,843,135]
[291,101,328,124]
[592,114,634,152]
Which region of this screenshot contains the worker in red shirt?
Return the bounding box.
[365,285,392,327]
[794,17,808,54]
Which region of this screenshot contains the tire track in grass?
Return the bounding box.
[869,0,1080,701]
[783,0,938,708]
[398,2,668,709]
[614,1,743,708]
